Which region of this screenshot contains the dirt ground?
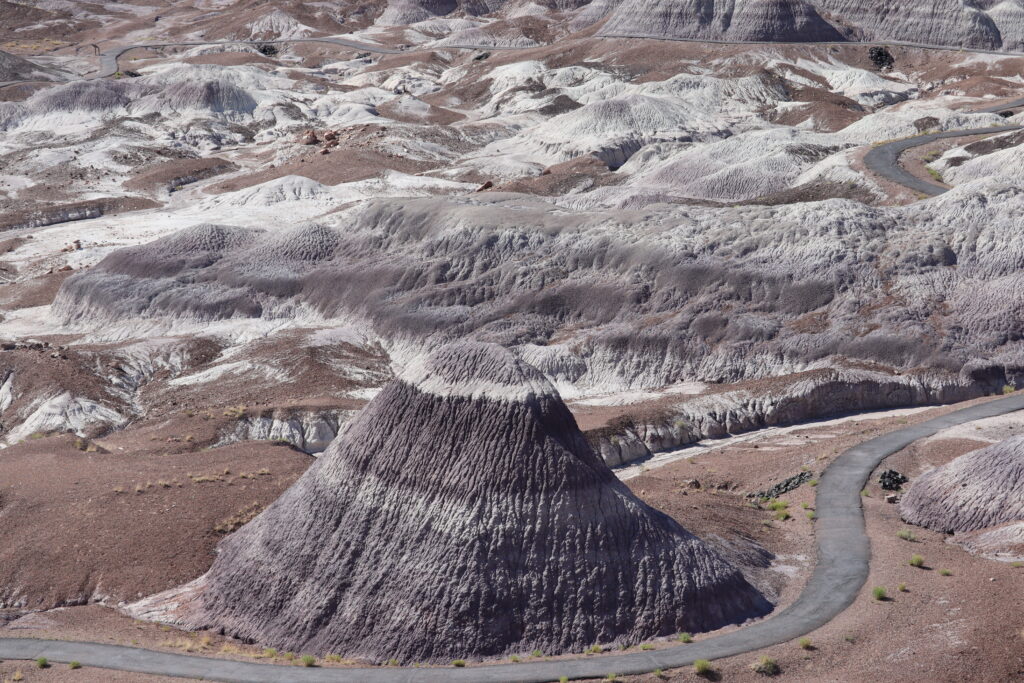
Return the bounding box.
[3,395,1022,681]
[0,433,312,610]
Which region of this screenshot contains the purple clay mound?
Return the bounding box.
[130,342,771,662]
[900,435,1024,535]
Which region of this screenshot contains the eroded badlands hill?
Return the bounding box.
[129,342,771,661]
[902,435,1024,561]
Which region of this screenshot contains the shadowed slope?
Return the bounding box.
[130,342,771,662]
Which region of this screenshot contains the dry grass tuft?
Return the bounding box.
[214,502,264,534]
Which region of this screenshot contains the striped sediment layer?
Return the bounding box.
[901,435,1024,537]
[130,342,771,662]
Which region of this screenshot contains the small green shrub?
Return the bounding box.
[898,583,908,592]
[36,658,49,669]
[531,649,543,658]
[605,675,618,682]
[752,656,780,676]
[589,644,603,653]
[1003,384,1015,395]
[801,502,810,509]
[509,654,520,662]
[806,511,817,520]
[861,489,870,497]
[768,500,789,511]
[775,511,791,521]
[910,554,925,568]
[799,637,812,650]
[69,661,81,669]
[872,586,888,601]
[262,648,278,658]
[809,479,819,486]
[896,529,916,541]
[678,632,693,643]
[385,658,399,667]
[1012,562,1023,568]
[559,677,569,683]
[452,660,466,668]
[694,659,714,676]
[939,568,952,576]
[300,655,316,667]
[926,167,944,183]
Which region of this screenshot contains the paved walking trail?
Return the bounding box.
[4,392,1024,681]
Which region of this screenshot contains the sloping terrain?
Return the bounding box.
[130,342,771,661]
[52,183,1024,402]
[1,2,1024,677]
[0,33,1022,467]
[596,0,1024,51]
[901,435,1024,560]
[0,49,67,83]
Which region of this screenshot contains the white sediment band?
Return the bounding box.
[398,343,560,403]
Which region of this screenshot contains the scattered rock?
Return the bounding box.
[749,471,814,500]
[879,469,909,491]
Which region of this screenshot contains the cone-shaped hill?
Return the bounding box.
[130,342,771,662]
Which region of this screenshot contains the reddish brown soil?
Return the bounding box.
[0,656,180,682]
[0,270,75,310]
[0,433,310,610]
[376,98,465,125]
[1,397,1021,680]
[606,400,1024,682]
[205,135,436,193]
[123,157,238,194]
[182,52,277,68]
[493,156,624,196]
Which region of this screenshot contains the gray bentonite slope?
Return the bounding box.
[599,0,844,43]
[901,435,1024,534]
[594,0,1024,50]
[130,342,770,662]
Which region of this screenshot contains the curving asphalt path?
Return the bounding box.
[9,32,1023,202]
[3,392,1024,681]
[4,29,1024,681]
[864,124,1024,196]
[859,91,1024,198]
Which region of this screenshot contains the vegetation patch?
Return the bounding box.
[214,502,264,534]
[751,656,780,676]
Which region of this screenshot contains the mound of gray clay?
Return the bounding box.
[130,342,771,662]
